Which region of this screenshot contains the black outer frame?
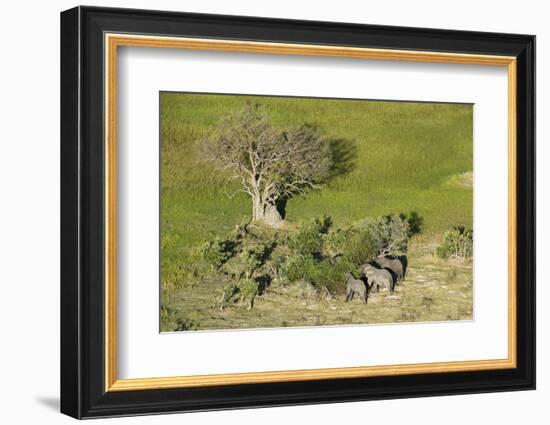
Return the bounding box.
[60,6,536,419]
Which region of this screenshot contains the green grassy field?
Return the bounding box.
[160,92,473,331]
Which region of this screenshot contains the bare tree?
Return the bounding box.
[201,103,334,227]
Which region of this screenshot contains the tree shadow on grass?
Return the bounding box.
[327,138,358,181]
[277,137,357,217]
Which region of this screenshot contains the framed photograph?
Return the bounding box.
[60,6,535,419]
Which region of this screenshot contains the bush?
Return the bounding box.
[288,216,332,256]
[219,278,259,310]
[436,225,473,260]
[219,283,238,309]
[237,278,259,309]
[399,211,424,238]
[323,228,348,256]
[377,215,410,254]
[326,215,409,265]
[278,254,318,284]
[330,220,380,265]
[308,257,360,295]
[197,237,236,270]
[278,253,358,295]
[240,243,269,278]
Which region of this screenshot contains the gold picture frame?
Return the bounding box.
[104,33,517,392]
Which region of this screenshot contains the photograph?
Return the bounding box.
[159,92,474,332]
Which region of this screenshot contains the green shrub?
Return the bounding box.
[237,278,259,309]
[377,215,409,254]
[308,257,359,295]
[326,215,409,265]
[399,211,424,237]
[335,222,380,265]
[219,283,238,309]
[278,253,358,295]
[197,237,236,270]
[324,228,346,257]
[436,225,473,260]
[288,216,332,256]
[240,243,269,278]
[218,277,260,310]
[279,254,318,284]
[317,215,333,233]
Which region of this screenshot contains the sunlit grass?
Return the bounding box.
[160,92,473,274]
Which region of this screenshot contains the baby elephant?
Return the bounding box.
[363,264,394,294]
[345,271,368,304]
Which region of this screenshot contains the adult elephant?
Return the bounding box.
[363,264,394,294]
[375,255,406,282]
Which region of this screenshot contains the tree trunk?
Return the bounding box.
[252,195,284,227]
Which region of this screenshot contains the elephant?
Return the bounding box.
[362,264,394,294]
[344,271,368,304]
[375,255,406,282]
